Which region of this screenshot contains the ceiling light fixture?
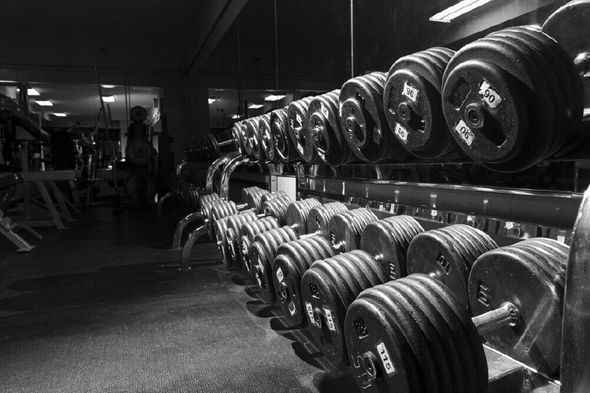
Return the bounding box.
[264,94,286,102]
[248,103,264,109]
[101,85,116,89]
[231,114,241,119]
[208,98,218,105]
[102,96,116,103]
[35,100,53,106]
[27,88,40,96]
[429,0,495,23]
[52,113,67,117]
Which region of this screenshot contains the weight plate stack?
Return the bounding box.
[442,26,583,172]
[262,193,292,226]
[361,215,425,280]
[344,273,488,393]
[384,47,461,159]
[339,71,407,163]
[468,237,568,375]
[309,90,358,166]
[241,186,262,204]
[260,112,277,162]
[224,210,259,270]
[214,215,233,269]
[286,198,322,236]
[407,224,497,309]
[260,190,288,207]
[329,208,378,253]
[301,249,389,366]
[306,201,349,239]
[231,120,245,156]
[245,116,265,161]
[288,96,321,163]
[250,226,299,303]
[271,107,300,163]
[209,200,239,239]
[239,216,280,273]
[247,188,271,214]
[273,236,336,327]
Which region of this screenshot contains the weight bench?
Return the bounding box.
[0,172,41,252]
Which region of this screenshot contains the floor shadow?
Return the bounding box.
[269,316,300,332]
[245,299,282,318]
[292,340,325,369]
[313,370,361,393]
[0,263,221,312]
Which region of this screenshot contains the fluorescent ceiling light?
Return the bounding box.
[27,88,40,96]
[52,113,67,117]
[208,98,217,104]
[102,96,116,103]
[101,85,116,89]
[429,0,495,23]
[248,103,264,109]
[35,100,53,106]
[264,94,286,102]
[231,114,241,119]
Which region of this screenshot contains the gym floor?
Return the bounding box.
[0,205,358,393]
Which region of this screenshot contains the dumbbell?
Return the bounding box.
[383,47,461,159]
[235,200,347,275]
[300,219,496,367]
[344,237,568,392]
[441,25,584,172]
[259,112,277,162]
[212,190,292,266]
[296,215,420,366]
[271,106,300,163]
[287,96,322,163]
[237,197,322,276]
[218,195,312,271]
[251,205,377,304]
[268,206,378,322]
[308,89,358,166]
[339,71,406,163]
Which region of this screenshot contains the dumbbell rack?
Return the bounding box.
[289,160,587,392]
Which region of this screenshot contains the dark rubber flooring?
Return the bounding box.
[0,205,359,393]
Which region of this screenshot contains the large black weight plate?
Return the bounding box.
[468,239,567,375]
